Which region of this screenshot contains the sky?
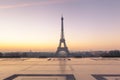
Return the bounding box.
[0,0,120,52]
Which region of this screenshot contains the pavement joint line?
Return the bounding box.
[3,74,76,80]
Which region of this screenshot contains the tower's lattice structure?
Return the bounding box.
[56,16,70,57]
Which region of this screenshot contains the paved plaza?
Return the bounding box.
[0,58,120,80]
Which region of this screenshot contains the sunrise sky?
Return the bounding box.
[0,0,120,52]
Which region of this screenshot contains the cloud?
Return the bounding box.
[0,0,75,9]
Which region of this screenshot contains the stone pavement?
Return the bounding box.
[0,58,120,80]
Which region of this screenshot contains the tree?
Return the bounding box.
[109,50,120,57]
[0,52,3,57]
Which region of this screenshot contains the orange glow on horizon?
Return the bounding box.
[0,40,120,52]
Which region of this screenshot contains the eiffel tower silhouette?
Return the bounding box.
[56,16,70,57]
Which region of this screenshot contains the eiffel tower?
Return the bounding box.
[56,16,70,57]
